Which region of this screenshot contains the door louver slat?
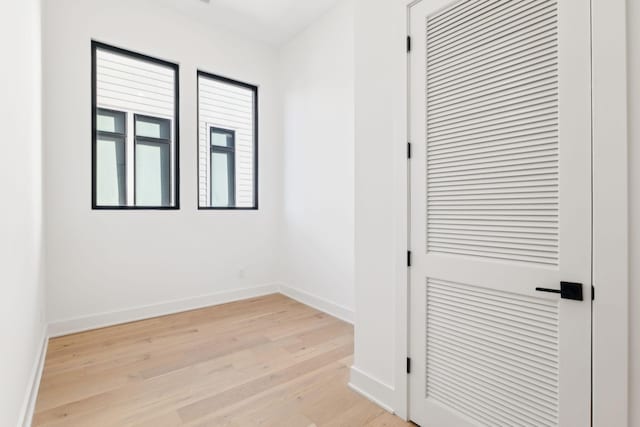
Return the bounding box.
[426,0,559,266]
[426,278,560,426]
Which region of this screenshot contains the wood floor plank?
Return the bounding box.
[33,294,412,427]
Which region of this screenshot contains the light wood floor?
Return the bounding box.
[33,294,412,427]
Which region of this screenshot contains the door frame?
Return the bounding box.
[393,0,628,424]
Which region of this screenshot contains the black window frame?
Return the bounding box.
[134,114,173,207]
[209,126,236,208]
[91,40,180,210]
[197,70,258,210]
[95,107,127,206]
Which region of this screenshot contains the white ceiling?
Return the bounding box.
[157,0,344,46]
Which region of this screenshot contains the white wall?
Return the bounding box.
[351,0,406,412]
[0,0,47,425]
[42,0,283,332]
[279,0,356,320]
[628,0,640,423]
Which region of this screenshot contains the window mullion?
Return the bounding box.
[210,146,235,155]
[126,113,135,206]
[229,150,236,206]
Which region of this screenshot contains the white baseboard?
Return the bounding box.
[19,326,48,427]
[48,283,280,337]
[349,365,396,414]
[278,284,354,324]
[48,283,355,337]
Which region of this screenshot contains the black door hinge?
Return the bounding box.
[407,36,411,52]
[407,251,412,267]
[407,142,412,159]
[407,357,411,374]
[592,285,595,301]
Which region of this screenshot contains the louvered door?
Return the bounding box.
[408,0,592,426]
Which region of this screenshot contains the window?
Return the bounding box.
[135,115,171,206]
[210,127,236,207]
[198,71,257,209]
[96,108,126,206]
[92,41,179,209]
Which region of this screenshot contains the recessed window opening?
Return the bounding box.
[92,41,179,209]
[198,71,257,209]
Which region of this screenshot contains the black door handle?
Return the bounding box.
[536,281,583,301]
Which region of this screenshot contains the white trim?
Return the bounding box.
[591,0,629,425]
[391,0,410,421]
[389,0,417,420]
[349,366,396,414]
[18,326,48,427]
[48,284,355,338]
[48,283,280,337]
[278,284,354,324]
